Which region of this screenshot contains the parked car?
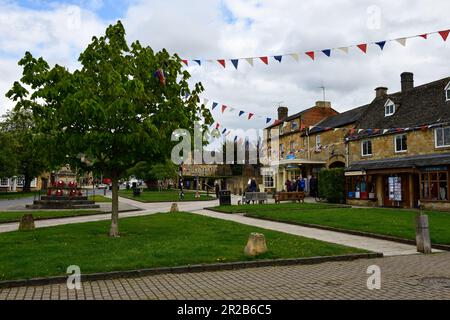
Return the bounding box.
[97,184,108,190]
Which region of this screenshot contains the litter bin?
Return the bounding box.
[133,188,141,197]
[219,190,231,206]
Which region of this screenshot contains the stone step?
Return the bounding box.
[33,200,96,205]
[25,204,101,209]
[40,196,89,201]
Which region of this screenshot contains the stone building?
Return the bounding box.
[262,101,339,192]
[345,73,450,210]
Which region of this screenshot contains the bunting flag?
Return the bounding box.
[357,43,367,53]
[259,56,269,65]
[215,122,220,129]
[266,117,272,124]
[248,113,254,120]
[239,111,245,117]
[212,102,218,110]
[375,41,386,50]
[221,128,227,134]
[180,28,449,69]
[221,105,228,113]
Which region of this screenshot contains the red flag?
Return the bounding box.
[305,51,315,60]
[349,129,356,135]
[259,57,269,65]
[419,34,428,39]
[396,128,403,132]
[221,105,227,113]
[215,123,220,129]
[273,120,282,125]
[217,59,226,68]
[248,113,254,120]
[357,44,367,53]
[420,125,428,131]
[182,60,188,66]
[439,30,450,41]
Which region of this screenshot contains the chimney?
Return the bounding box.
[375,87,388,98]
[315,101,331,108]
[401,72,414,92]
[277,106,288,120]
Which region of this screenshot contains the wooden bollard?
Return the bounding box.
[415,212,432,254]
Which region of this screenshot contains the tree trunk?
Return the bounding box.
[109,176,120,237]
[23,175,32,193]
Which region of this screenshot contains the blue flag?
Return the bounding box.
[266,118,272,124]
[222,128,227,134]
[239,111,245,117]
[212,102,218,110]
[193,60,201,66]
[375,41,386,50]
[231,59,239,69]
[322,49,331,57]
[274,55,283,62]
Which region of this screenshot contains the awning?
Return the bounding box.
[346,153,450,172]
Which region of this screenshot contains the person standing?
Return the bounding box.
[250,178,257,192]
[215,182,220,198]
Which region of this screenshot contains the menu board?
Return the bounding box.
[388,176,402,201]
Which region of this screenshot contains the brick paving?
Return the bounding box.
[2,252,450,300]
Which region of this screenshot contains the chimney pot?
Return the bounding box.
[375,87,388,98]
[401,72,414,92]
[277,106,288,121]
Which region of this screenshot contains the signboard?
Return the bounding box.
[420,166,448,172]
[388,176,402,201]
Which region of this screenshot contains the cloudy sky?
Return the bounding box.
[0,0,449,134]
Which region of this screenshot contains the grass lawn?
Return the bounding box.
[0,210,104,224]
[88,195,112,202]
[119,189,215,202]
[211,202,349,213]
[0,192,37,201]
[211,204,450,245]
[0,212,366,281]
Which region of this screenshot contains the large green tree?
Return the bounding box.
[7,21,212,236]
[0,109,48,192]
[0,130,17,179]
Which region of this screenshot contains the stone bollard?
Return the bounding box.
[170,203,179,212]
[244,233,268,256]
[415,212,432,254]
[19,214,35,231]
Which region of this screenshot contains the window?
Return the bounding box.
[421,171,448,201]
[435,127,450,148]
[291,121,298,132]
[290,141,295,153]
[345,175,376,200]
[384,99,395,117]
[361,140,372,156]
[0,178,9,187]
[16,177,24,187]
[280,122,288,135]
[263,174,274,188]
[395,134,407,152]
[279,144,284,158]
[315,135,321,148]
[446,81,450,101]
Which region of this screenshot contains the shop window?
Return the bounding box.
[346,176,376,200]
[315,135,321,148]
[0,178,9,187]
[263,175,274,188]
[421,171,448,201]
[290,141,295,153]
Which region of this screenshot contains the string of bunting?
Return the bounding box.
[180,28,449,69]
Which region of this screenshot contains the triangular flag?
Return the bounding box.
[396,38,407,46]
[217,59,226,68]
[248,113,254,120]
[322,49,331,57]
[228,107,235,112]
[215,123,220,129]
[305,51,315,60]
[338,47,349,54]
[193,60,201,66]
[274,55,283,63]
[222,128,227,134]
[245,58,254,66]
[239,111,245,117]
[212,102,218,110]
[289,53,299,62]
[419,34,428,39]
[266,118,272,124]
[357,44,367,53]
[383,129,389,134]
[259,57,269,65]
[203,98,209,105]
[439,30,450,41]
[182,60,188,66]
[231,59,239,69]
[234,136,238,142]
[358,129,364,133]
[221,105,227,113]
[226,131,231,137]
[375,41,386,50]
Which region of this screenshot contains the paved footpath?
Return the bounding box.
[1,253,449,300]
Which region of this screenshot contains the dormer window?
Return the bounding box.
[445,81,450,101]
[384,99,395,117]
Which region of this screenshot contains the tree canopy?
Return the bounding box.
[6,21,212,235]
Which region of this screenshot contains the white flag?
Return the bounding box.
[358,129,364,133]
[245,58,254,66]
[338,47,349,54]
[289,53,299,62]
[383,129,389,134]
[203,98,209,106]
[396,38,407,46]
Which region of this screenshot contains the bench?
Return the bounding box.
[274,192,305,203]
[242,192,268,204]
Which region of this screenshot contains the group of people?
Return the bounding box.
[285,175,319,197]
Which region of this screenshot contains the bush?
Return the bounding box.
[318,168,345,203]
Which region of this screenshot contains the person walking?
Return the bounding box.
[215,182,220,198]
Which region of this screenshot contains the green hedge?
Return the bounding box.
[318,168,345,203]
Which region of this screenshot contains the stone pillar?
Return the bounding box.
[19,214,35,231]
[12,177,17,192]
[376,175,383,207]
[415,212,432,254]
[282,169,287,191]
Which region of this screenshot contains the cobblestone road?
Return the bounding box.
[2,253,449,300]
